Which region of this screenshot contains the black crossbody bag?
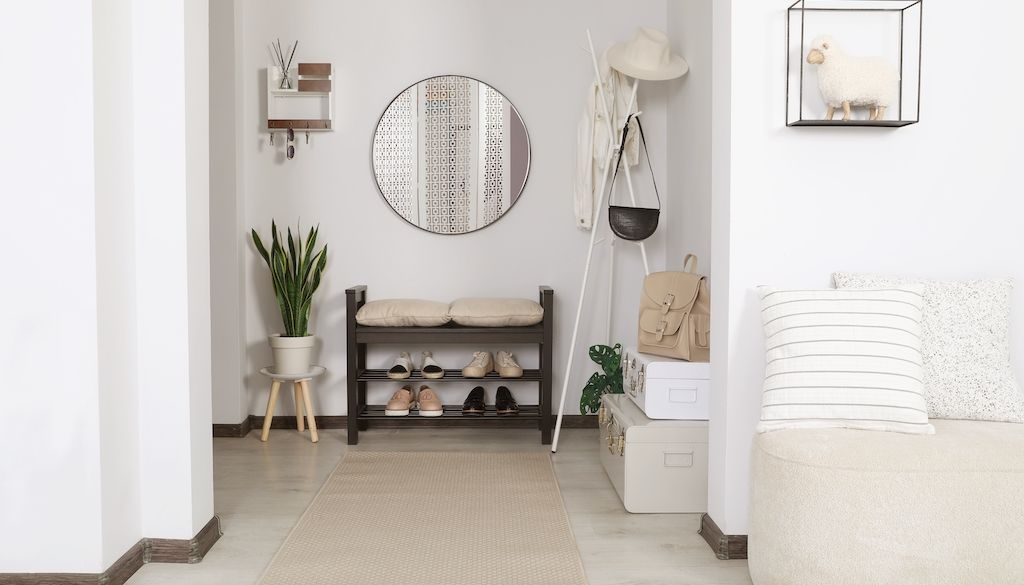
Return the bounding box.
[607,114,661,241]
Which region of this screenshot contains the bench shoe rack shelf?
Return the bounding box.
[345,285,554,445]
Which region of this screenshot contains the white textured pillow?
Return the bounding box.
[834,273,1024,422]
[758,286,934,434]
[449,298,544,327]
[355,299,451,327]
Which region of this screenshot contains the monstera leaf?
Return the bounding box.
[580,343,624,415]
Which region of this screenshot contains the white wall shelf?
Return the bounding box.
[267,63,333,131]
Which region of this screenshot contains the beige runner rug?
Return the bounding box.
[258,451,587,585]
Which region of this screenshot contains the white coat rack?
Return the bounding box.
[551,31,649,452]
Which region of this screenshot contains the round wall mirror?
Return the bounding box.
[371,75,530,235]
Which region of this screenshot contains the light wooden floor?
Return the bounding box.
[125,428,752,585]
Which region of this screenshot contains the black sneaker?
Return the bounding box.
[495,386,519,416]
[462,386,486,416]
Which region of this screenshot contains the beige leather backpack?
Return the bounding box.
[637,254,710,362]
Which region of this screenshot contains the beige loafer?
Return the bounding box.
[417,385,443,417]
[495,350,523,378]
[385,385,416,416]
[461,351,494,378]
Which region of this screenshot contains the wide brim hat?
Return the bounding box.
[607,27,688,81]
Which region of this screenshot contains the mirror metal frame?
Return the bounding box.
[369,74,532,236]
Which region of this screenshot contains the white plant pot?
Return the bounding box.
[268,334,315,375]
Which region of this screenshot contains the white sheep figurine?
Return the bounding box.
[806,36,899,121]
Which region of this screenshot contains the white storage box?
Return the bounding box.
[622,347,710,420]
[599,394,708,513]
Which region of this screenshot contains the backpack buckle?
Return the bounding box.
[661,294,675,314]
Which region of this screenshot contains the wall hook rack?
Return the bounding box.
[266,62,334,133]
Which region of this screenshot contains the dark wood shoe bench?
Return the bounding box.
[345,285,554,445]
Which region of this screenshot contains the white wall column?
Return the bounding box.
[1,0,214,570]
[94,0,144,567]
[665,0,742,536]
[210,0,249,425]
[0,1,105,573]
[134,0,214,539]
[707,0,740,535]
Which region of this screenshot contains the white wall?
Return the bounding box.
[185,0,216,535]
[210,0,249,425]
[93,0,143,567]
[220,0,673,419]
[0,1,105,573]
[712,0,1024,534]
[135,0,215,538]
[666,0,713,272]
[708,0,736,537]
[0,0,215,571]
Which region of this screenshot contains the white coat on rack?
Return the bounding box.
[572,51,639,231]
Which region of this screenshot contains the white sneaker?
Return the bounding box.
[387,352,413,380]
[421,351,444,379]
[495,350,523,378]
[461,351,494,378]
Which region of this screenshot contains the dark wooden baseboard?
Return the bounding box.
[212,416,252,437]
[249,414,347,430]
[217,414,598,435]
[0,573,109,585]
[146,515,222,564]
[0,516,221,584]
[699,513,748,560]
[0,539,145,585]
[560,414,599,428]
[105,541,146,585]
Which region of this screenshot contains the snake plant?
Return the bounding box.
[251,221,328,337]
[579,343,624,415]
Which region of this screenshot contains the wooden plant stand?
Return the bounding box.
[258,365,326,443]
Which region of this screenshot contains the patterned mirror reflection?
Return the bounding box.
[372,76,530,234]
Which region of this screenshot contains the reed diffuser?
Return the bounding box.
[273,38,297,90]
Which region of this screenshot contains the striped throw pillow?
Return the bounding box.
[757,286,934,434]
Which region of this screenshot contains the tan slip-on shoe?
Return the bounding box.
[461,351,494,378]
[387,352,414,380]
[417,385,443,417]
[385,385,416,416]
[495,350,523,378]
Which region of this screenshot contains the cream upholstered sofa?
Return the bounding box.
[749,420,1024,585]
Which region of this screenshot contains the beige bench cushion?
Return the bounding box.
[355,299,451,327]
[449,298,544,327]
[749,420,1024,585]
